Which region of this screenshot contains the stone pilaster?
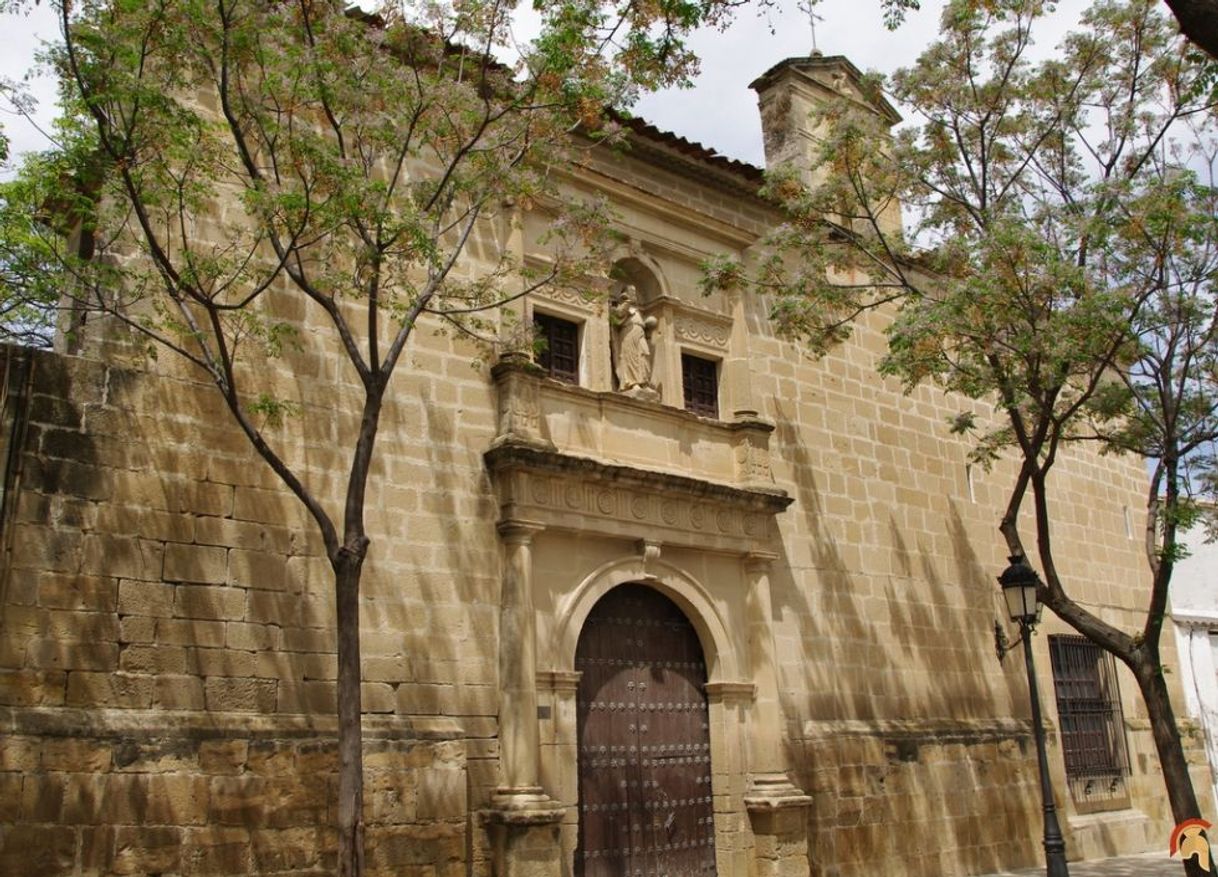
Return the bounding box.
[489,520,563,877]
[494,520,560,811]
[743,552,807,803]
[742,553,811,875]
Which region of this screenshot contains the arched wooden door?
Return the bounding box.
[575,584,716,877]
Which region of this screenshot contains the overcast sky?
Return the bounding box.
[1,0,1090,169]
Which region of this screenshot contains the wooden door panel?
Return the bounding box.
[576,586,716,877]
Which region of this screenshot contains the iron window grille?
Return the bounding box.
[534,312,580,384]
[682,353,719,419]
[1048,634,1131,809]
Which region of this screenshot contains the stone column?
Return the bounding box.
[494,519,558,809]
[743,552,803,797]
[742,552,811,877]
[488,520,563,877]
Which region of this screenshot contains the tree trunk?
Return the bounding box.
[1162,0,1218,60]
[335,554,366,877]
[1129,653,1206,877]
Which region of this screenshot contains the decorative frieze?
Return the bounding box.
[673,312,732,350]
[486,441,790,554]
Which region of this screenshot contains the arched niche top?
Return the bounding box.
[610,256,668,305]
[552,555,740,681]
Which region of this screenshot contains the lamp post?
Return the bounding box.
[998,554,1070,877]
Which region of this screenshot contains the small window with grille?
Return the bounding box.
[1048,635,1132,811]
[682,353,719,419]
[533,312,580,384]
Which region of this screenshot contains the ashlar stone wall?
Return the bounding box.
[0,344,489,876]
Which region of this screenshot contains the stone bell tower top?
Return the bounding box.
[749,53,901,179]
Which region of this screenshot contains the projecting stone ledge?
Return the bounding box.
[484,441,792,555]
[490,354,784,492]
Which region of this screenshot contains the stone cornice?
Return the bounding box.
[485,441,790,511]
[0,707,463,741]
[484,441,791,554]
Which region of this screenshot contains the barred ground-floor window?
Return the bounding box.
[1048,634,1132,812]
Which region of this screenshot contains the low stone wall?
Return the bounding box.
[798,718,1053,877]
[0,709,467,877]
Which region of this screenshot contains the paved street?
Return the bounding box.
[977,851,1184,876]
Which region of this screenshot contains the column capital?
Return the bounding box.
[744,551,778,573]
[498,518,545,544]
[536,670,582,693]
[704,680,756,704]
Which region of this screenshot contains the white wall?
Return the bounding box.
[1172,527,1218,818]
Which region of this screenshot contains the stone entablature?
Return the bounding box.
[484,442,789,555]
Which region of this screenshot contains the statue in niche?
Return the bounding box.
[610,284,659,400]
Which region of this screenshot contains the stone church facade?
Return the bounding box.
[0,54,1210,877]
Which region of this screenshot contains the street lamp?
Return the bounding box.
[998,554,1070,877]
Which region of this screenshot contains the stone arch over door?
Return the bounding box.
[540,555,754,877]
[574,584,717,877]
[551,556,740,682]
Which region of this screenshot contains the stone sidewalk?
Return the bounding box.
[977,851,1184,876]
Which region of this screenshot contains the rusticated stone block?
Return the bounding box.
[26,638,118,672]
[198,739,249,775]
[66,671,154,708]
[0,735,40,771]
[225,620,273,651]
[111,737,198,774]
[181,826,252,875]
[0,669,67,706]
[209,775,270,827]
[10,524,82,573]
[415,768,466,820]
[228,549,289,590]
[156,618,226,647]
[0,824,76,877]
[245,741,295,778]
[250,826,330,872]
[36,572,117,612]
[80,534,163,581]
[165,546,230,587]
[120,643,191,674]
[117,579,175,617]
[174,582,244,618]
[277,680,336,713]
[203,677,277,713]
[103,773,210,826]
[40,738,112,773]
[0,773,22,822]
[110,825,183,876]
[154,673,207,709]
[194,647,257,677]
[118,614,156,644]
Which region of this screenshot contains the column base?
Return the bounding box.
[746,779,811,877]
[485,790,566,877]
[744,773,812,811]
[489,786,567,820]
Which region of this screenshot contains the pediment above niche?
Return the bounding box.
[485,442,791,554]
